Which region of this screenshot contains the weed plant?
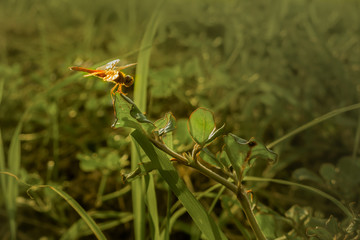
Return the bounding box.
[0,0,360,239]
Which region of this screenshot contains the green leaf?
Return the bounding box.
[131,130,227,240]
[255,214,277,239]
[218,150,232,171]
[122,161,158,183]
[112,93,154,132]
[292,168,324,183]
[325,215,340,235]
[307,227,334,240]
[224,134,247,181]
[188,108,216,146]
[199,148,223,169]
[154,112,176,136]
[224,133,277,181]
[285,205,311,225]
[173,119,193,152]
[205,123,226,145]
[319,163,336,184]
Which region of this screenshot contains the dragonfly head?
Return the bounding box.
[124,75,134,87]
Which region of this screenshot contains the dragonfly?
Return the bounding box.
[69,59,137,95]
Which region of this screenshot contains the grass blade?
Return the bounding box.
[131,1,164,239]
[244,176,353,218]
[0,129,6,196]
[0,78,4,105]
[267,103,360,148]
[30,185,107,240]
[133,0,164,110]
[6,121,23,240]
[131,129,227,240]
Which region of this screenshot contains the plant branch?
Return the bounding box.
[148,136,189,165]
[148,136,267,239]
[190,160,237,193]
[236,186,267,240]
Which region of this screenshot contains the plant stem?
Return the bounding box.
[148,137,189,165]
[149,137,268,239]
[236,186,267,240]
[190,160,237,193]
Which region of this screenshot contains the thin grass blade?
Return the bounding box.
[131,129,227,240]
[131,1,165,239]
[267,103,360,148]
[31,185,107,240]
[244,176,352,218]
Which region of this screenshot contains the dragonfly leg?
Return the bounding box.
[116,84,123,94]
[115,84,127,95]
[111,84,119,95]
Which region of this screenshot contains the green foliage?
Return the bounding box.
[1,0,360,239]
[224,134,277,182]
[112,93,154,132]
[188,107,216,145]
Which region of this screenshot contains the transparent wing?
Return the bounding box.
[96,59,121,70]
[103,72,120,82]
[116,62,137,71]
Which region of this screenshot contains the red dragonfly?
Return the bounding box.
[69,59,136,95]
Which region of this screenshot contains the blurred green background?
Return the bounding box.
[1,0,360,239]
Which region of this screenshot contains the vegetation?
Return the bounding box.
[1,0,360,239]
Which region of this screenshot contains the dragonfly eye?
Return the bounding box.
[124,75,134,87]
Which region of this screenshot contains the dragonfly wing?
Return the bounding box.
[103,72,120,82]
[96,59,121,70]
[116,63,137,71]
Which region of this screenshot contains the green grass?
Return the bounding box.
[1,0,360,239]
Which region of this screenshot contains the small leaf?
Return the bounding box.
[122,161,157,183]
[307,227,334,239]
[218,150,231,171]
[130,105,153,124]
[224,134,248,180]
[154,112,176,136]
[285,205,311,224]
[325,215,340,235]
[205,124,226,145]
[248,138,277,165]
[224,133,277,181]
[319,163,336,184]
[173,119,193,152]
[199,148,223,169]
[112,93,154,132]
[292,168,324,183]
[188,108,216,146]
[255,214,276,239]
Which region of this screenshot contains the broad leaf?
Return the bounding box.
[112,93,154,133]
[205,124,226,145]
[224,133,277,181]
[199,148,223,169]
[188,108,215,146]
[218,150,232,171]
